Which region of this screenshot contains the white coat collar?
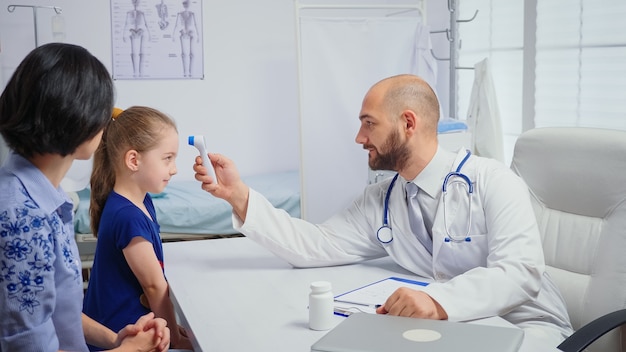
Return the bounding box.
[408,146,456,199]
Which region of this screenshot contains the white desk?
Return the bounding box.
[164,237,553,352]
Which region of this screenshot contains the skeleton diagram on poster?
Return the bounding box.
[111,0,204,79]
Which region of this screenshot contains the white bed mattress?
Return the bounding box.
[74,170,300,235]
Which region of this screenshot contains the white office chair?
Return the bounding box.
[510,127,626,352]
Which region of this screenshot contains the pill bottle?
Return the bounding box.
[309,281,334,330]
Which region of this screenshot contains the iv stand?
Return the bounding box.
[7,4,63,47]
[429,0,478,118]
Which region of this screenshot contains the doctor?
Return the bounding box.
[193,74,573,347]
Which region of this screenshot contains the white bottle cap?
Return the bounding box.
[310,281,332,293]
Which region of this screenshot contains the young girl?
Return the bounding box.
[83,106,193,350]
[0,43,169,352]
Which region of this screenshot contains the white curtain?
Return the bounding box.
[298,15,434,223]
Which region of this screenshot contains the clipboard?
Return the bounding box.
[333,277,429,317]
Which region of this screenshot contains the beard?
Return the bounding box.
[365,129,411,171]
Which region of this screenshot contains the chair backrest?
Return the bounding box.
[510,127,626,352]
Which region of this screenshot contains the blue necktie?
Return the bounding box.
[406,182,432,254]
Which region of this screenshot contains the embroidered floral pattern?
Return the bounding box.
[1,186,80,315]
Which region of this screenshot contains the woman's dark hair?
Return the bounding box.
[0,43,114,158]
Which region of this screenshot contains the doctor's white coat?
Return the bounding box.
[233,148,572,341]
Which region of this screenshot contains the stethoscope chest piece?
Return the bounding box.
[377,226,393,243]
[377,173,400,244]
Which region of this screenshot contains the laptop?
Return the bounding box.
[310,313,524,352]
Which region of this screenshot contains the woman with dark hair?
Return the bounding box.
[0,42,170,352]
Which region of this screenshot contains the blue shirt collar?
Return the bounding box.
[5,152,73,218]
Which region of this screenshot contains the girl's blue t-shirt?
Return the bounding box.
[83,192,164,339]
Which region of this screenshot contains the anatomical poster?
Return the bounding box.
[111,0,204,79]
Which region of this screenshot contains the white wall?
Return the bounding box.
[0,0,450,182]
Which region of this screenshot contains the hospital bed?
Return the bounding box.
[73,170,301,254]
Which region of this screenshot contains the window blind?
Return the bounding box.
[535,0,626,129]
[456,0,626,164]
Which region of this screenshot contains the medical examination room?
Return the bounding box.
[0,0,624,351]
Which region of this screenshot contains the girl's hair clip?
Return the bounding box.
[112,107,124,121]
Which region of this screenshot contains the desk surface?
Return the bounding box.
[164,237,549,352]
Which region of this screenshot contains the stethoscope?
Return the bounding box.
[376,150,474,245]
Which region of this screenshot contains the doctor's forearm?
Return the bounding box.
[228,183,250,222]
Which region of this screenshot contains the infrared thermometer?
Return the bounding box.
[188,135,217,184]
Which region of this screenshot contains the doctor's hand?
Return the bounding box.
[376,287,448,320]
[193,153,250,221]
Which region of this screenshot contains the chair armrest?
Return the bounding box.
[557,309,626,352]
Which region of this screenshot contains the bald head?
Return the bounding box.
[371,74,440,134]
